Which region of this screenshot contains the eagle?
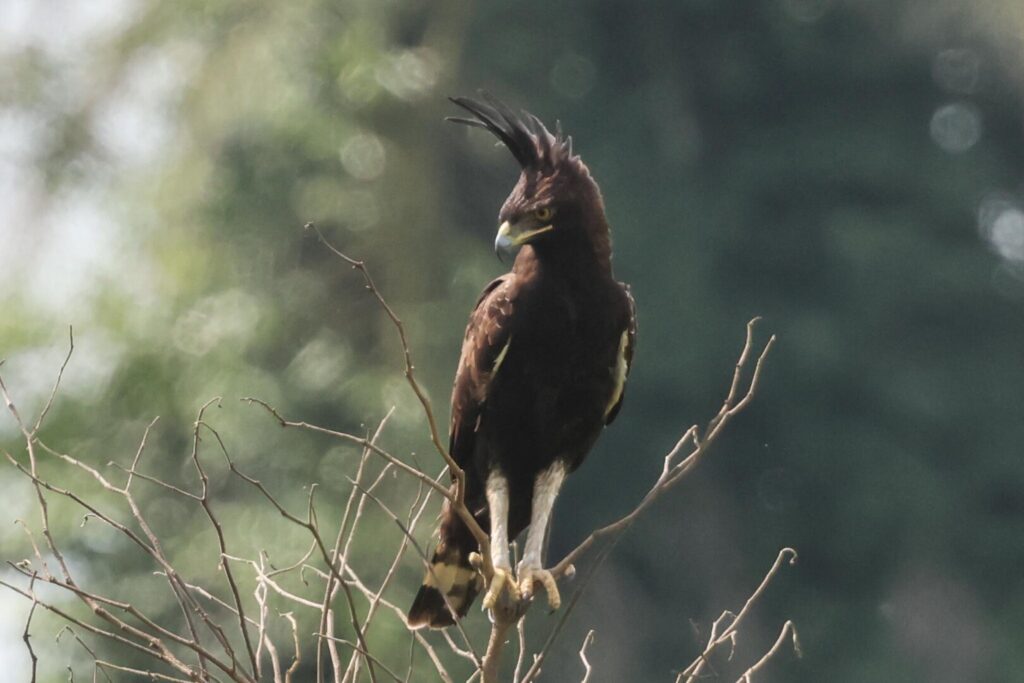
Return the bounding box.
[407,94,636,629]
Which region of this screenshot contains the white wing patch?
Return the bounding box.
[604,329,630,420]
[492,337,512,376]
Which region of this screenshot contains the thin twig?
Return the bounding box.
[282,612,301,683]
[345,464,443,683]
[317,634,407,683]
[303,223,493,577]
[512,620,527,683]
[333,412,392,683]
[56,626,114,683]
[242,398,450,501]
[578,630,595,683]
[193,408,261,679]
[1,350,242,682]
[213,432,379,683]
[680,548,798,682]
[348,478,481,666]
[552,321,775,579]
[737,620,800,682]
[32,326,74,436]
[23,573,39,683]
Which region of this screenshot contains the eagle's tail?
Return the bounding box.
[407,510,484,629]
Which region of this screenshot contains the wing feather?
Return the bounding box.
[449,275,516,468]
[604,283,636,425]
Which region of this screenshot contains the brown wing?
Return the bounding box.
[449,275,516,469]
[604,283,636,426]
[408,278,514,630]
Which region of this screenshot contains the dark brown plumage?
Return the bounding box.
[408,94,636,629]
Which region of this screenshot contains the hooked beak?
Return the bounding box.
[494,220,554,261]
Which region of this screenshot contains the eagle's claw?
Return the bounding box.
[517,565,561,610]
[481,565,517,610]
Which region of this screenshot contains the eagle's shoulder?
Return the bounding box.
[472,275,509,310]
[464,274,517,348]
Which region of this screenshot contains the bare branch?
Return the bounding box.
[552,321,775,580]
[192,406,260,679]
[680,547,798,683]
[0,577,209,680]
[317,633,407,683]
[578,630,595,683]
[480,611,516,683]
[23,573,39,683]
[242,397,450,501]
[302,223,494,577]
[55,626,114,683]
[2,247,788,683]
[327,411,391,683]
[32,325,74,435]
[7,562,245,681]
[2,453,243,679]
[210,428,379,683]
[2,346,243,682]
[60,625,189,683]
[737,620,801,682]
[512,620,527,683]
[282,612,301,683]
[349,478,481,666]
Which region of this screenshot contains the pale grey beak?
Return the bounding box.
[495,230,517,261]
[494,220,553,262]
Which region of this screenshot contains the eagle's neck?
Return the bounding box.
[574,181,613,274]
[513,219,613,286]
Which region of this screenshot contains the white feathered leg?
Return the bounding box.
[481,470,516,609]
[518,462,566,609]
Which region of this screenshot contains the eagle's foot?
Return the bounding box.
[517,564,561,610]
[481,564,517,611]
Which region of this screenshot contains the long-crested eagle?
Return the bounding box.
[407,94,636,629]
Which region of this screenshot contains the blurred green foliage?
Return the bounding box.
[3,0,1024,680]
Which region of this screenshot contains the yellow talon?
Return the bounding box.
[481,566,516,610]
[518,566,561,610]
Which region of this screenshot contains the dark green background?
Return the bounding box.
[3,0,1023,680]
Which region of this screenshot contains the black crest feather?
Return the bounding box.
[448,93,570,172]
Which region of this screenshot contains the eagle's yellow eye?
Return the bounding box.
[533,207,555,223]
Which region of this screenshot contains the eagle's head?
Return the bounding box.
[449,94,611,267]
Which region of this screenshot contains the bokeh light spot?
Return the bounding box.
[337,63,379,105]
[929,102,982,153]
[289,335,350,393]
[375,48,440,101]
[340,133,386,181]
[989,208,1024,261]
[172,289,261,356]
[978,195,1024,282]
